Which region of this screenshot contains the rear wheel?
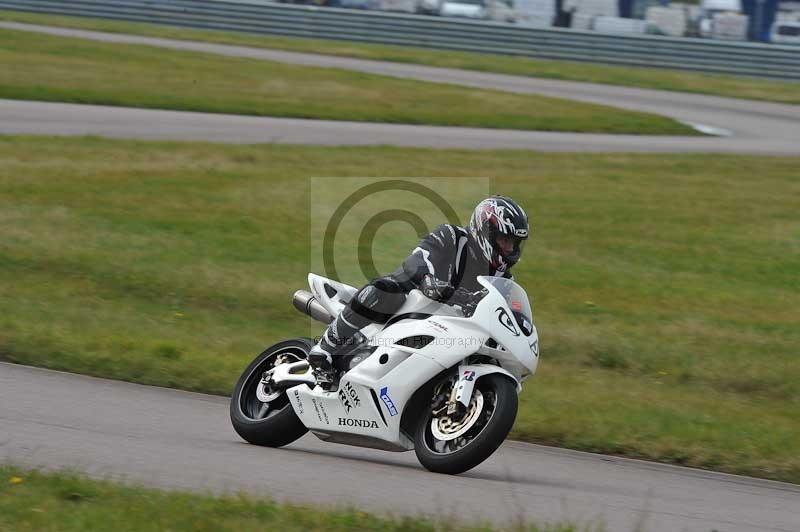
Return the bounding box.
[229,338,312,447]
[414,373,517,474]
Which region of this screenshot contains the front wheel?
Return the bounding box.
[229,338,312,447]
[414,373,518,475]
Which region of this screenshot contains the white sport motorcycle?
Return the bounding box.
[230,273,539,474]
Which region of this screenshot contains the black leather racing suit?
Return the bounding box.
[315,224,513,361]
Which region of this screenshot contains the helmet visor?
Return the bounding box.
[495,234,526,260]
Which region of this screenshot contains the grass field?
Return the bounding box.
[0,466,581,531]
[1,136,798,483]
[0,28,694,135]
[2,10,799,104]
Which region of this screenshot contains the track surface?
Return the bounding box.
[2,363,799,532]
[2,22,800,154]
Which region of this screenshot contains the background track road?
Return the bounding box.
[2,363,799,532]
[2,22,800,154]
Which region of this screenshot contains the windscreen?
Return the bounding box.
[478,276,534,336]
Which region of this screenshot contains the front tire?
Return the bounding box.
[414,374,518,475]
[229,338,312,447]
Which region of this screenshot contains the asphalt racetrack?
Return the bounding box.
[2,363,799,532]
[2,22,800,154]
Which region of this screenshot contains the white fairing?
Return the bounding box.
[287,274,539,450]
[308,274,357,319]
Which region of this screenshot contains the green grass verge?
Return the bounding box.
[1,10,799,104]
[0,466,581,531]
[1,136,798,483]
[0,27,693,135]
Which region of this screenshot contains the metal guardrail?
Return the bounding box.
[2,0,799,80]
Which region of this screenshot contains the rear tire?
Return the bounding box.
[229,338,312,447]
[414,374,517,475]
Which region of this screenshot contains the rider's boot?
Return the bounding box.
[308,312,365,388]
[307,345,336,387]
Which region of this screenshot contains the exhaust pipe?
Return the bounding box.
[293,290,333,324]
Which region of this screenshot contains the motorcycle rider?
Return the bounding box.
[308,195,530,384]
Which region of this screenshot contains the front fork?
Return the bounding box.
[430,366,476,418]
[453,367,478,411]
[453,364,521,409]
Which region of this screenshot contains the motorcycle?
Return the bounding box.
[230,273,539,474]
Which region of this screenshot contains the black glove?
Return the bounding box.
[420,274,454,302]
[450,287,476,306]
[452,287,488,317]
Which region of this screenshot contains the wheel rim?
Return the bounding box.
[430,390,484,441]
[423,379,498,455]
[238,347,305,421]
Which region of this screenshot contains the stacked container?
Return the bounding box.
[566,0,617,30]
[712,11,750,39]
[593,15,649,32]
[646,5,689,35]
[515,0,557,27]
